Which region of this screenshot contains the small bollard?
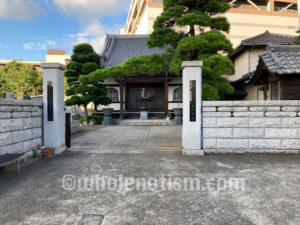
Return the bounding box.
[23,95,31,100]
[102,108,114,125]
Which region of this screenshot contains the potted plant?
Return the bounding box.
[166,111,172,120]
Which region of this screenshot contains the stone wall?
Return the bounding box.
[203,101,300,153]
[0,98,42,157]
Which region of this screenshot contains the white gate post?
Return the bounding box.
[41,63,66,155]
[182,61,204,156]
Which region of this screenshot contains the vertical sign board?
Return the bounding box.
[65,113,71,149]
[47,83,53,121]
[182,61,204,156]
[190,80,196,122]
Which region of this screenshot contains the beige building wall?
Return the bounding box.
[229,48,264,81]
[226,13,298,47]
[245,85,258,100]
[125,0,299,48]
[46,49,70,65]
[147,7,163,34]
[46,55,70,65]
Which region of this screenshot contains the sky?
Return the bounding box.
[0,0,131,61]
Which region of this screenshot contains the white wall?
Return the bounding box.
[203,101,300,153]
[0,99,42,158]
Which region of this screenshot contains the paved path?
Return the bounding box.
[1,152,300,225]
[1,126,300,224]
[71,126,182,152]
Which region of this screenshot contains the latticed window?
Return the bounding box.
[107,88,119,103]
[173,87,183,102]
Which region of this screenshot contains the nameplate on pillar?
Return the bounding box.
[190,80,196,122]
[47,82,53,121]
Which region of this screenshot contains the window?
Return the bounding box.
[107,88,119,103]
[271,81,278,100]
[173,87,182,102]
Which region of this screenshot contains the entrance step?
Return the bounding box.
[124,112,166,119]
[116,119,173,126]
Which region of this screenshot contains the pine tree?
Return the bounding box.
[147,0,235,100]
[65,44,111,121]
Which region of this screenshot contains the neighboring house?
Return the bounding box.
[248,45,300,100]
[0,49,70,73]
[0,60,43,72]
[228,31,296,100]
[46,49,70,65]
[124,0,298,47]
[97,34,183,114]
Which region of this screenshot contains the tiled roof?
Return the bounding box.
[260,45,300,75]
[230,71,255,85]
[230,31,296,59]
[101,34,165,67]
[241,30,295,46]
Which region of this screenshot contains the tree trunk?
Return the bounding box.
[190,25,195,36]
[83,105,88,122]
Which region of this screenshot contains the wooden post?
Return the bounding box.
[120,80,124,118]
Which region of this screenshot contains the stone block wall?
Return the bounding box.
[203,101,300,153]
[0,98,43,157]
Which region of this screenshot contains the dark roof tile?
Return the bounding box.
[230,31,296,59]
[241,30,296,46]
[101,34,165,67]
[259,45,300,75]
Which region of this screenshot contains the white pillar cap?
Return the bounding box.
[182,61,203,68]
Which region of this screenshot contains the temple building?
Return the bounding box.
[96,34,182,115]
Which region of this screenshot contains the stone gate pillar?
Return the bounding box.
[182,61,204,156]
[41,63,66,155]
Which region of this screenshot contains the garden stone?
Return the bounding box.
[140,111,148,120]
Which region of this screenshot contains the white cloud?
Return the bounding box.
[23,40,56,50]
[66,21,122,53]
[52,0,131,18]
[23,43,33,50]
[46,0,131,53]
[0,0,41,20]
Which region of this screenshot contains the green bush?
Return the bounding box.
[72,115,81,120]
[88,115,104,124]
[73,43,94,54]
[78,115,104,125]
[79,116,85,124]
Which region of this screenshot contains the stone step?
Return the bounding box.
[116,119,174,126]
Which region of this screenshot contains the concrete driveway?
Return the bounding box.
[71,126,182,152]
[1,151,300,225]
[1,126,300,225]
